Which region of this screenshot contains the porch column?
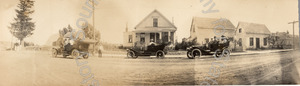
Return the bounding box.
[168,31,171,42]
[159,32,162,40]
[154,33,157,42]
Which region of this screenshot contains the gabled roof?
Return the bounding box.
[237,22,271,34]
[135,10,177,29]
[190,17,236,30]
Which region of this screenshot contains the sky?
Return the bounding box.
[0,0,299,45]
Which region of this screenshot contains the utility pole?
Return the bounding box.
[92,0,96,55]
[288,21,299,50]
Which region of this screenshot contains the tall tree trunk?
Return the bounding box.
[20,39,24,49]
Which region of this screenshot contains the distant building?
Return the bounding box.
[123,10,177,48]
[235,22,271,51]
[189,17,236,46]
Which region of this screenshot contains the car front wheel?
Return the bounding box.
[71,49,80,59]
[52,49,58,58]
[127,51,138,59]
[187,51,193,59]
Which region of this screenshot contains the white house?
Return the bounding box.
[235,22,271,51]
[123,10,177,48]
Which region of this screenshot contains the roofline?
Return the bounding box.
[134,10,177,29]
[237,21,271,33]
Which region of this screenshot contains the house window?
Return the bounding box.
[239,28,242,33]
[250,38,254,46]
[153,18,158,27]
[128,35,132,43]
[264,38,267,46]
[140,33,145,43]
[238,38,242,46]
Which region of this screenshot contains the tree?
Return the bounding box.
[9,0,35,47]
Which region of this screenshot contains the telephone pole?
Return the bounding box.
[92,0,96,54]
[288,21,299,50]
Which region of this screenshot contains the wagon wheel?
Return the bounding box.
[187,51,193,59]
[52,49,58,58]
[156,50,165,59]
[192,49,202,59]
[127,51,138,59]
[71,49,80,59]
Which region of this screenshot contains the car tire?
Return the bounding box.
[52,49,58,58]
[213,49,222,58]
[83,54,89,59]
[187,51,193,59]
[71,49,80,59]
[156,50,165,59]
[192,49,202,59]
[127,51,138,59]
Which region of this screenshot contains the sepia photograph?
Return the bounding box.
[0,0,300,85]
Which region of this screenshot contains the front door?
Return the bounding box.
[162,32,169,43]
[256,38,260,49]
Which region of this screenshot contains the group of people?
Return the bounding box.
[207,35,229,50]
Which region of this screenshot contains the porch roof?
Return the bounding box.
[134,28,176,33]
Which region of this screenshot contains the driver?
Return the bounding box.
[220,35,228,44]
[149,39,156,46]
[63,32,74,51]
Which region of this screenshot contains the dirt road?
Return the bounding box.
[0,50,299,85]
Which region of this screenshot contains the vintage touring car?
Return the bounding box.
[126,42,171,59]
[186,37,231,59]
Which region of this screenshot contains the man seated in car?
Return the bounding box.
[147,39,156,51]
[219,35,229,48]
[149,39,156,46]
[219,35,228,44]
[208,36,218,48]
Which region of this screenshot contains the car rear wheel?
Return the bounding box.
[156,50,165,59]
[192,49,202,59]
[52,49,58,58]
[83,54,89,59]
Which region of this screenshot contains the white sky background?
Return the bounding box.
[0,0,299,45]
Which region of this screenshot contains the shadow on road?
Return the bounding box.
[280,50,300,84]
